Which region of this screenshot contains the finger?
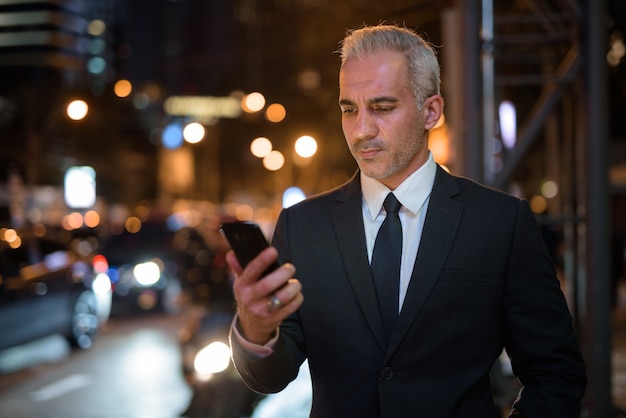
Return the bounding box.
[227,246,281,284]
[271,278,302,304]
[265,278,302,313]
[244,246,280,279]
[225,250,243,274]
[272,291,304,316]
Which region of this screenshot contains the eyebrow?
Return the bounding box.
[338,96,399,107]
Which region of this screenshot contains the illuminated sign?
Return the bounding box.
[64,166,96,209]
[163,96,242,121]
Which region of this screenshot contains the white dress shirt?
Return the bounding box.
[360,152,436,312]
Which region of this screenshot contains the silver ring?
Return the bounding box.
[267,294,282,312]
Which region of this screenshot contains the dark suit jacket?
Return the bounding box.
[231,166,586,418]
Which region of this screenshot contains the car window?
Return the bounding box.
[0,239,72,280]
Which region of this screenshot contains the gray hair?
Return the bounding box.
[338,24,441,106]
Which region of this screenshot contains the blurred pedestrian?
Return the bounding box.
[227,23,586,417]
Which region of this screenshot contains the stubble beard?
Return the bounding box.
[352,131,425,181]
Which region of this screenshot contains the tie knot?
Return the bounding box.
[383,193,401,214]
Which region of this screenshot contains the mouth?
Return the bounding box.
[358,148,382,160]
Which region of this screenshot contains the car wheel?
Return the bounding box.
[67,290,99,349]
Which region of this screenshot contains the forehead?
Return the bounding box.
[339,50,409,101]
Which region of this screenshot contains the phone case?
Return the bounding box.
[220,222,280,277]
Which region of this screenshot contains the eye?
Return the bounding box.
[372,105,394,113]
[341,107,356,115]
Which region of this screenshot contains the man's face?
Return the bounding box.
[339,50,430,190]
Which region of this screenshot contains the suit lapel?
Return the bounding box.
[331,175,388,351]
[387,167,464,356]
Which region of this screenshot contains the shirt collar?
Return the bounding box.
[361,152,437,220]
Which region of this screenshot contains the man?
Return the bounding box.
[228,24,586,417]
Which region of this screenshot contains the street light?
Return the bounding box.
[241,92,265,113]
[265,103,286,123]
[183,122,205,144]
[294,135,317,158]
[67,100,88,121]
[250,137,272,158]
[263,150,285,171]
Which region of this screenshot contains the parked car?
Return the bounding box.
[98,220,214,315]
[0,231,112,351]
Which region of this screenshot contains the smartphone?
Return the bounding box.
[220,221,281,277]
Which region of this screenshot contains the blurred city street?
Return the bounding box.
[0,296,625,417]
[0,313,191,418]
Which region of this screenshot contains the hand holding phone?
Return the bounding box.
[220,221,281,278]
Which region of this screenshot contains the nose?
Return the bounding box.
[352,110,378,140]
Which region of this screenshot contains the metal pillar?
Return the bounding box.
[460,0,483,181]
[582,0,612,416]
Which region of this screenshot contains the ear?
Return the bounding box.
[423,95,444,130]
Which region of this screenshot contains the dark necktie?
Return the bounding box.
[371,192,402,342]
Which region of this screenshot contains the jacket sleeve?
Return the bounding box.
[229,209,306,394]
[504,200,587,416]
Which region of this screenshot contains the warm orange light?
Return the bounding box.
[114,79,132,98]
[265,103,286,122]
[235,204,255,221]
[84,210,101,228]
[429,126,450,165]
[125,216,142,233]
[63,212,84,230]
[530,195,548,214]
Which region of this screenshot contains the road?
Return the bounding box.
[0,312,191,418]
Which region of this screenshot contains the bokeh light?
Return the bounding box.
[67,100,88,120]
[125,216,142,233]
[530,195,547,213]
[87,57,106,74]
[162,121,184,149]
[541,180,559,199]
[283,187,306,208]
[294,135,317,158]
[265,103,286,122]
[2,228,17,243]
[250,137,272,158]
[499,100,517,149]
[183,122,205,144]
[114,79,132,98]
[235,204,255,221]
[263,150,285,171]
[63,212,84,230]
[64,166,96,209]
[87,19,106,36]
[242,92,265,113]
[84,210,101,228]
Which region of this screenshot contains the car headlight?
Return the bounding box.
[193,341,231,381]
[133,261,161,286]
[92,273,112,295]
